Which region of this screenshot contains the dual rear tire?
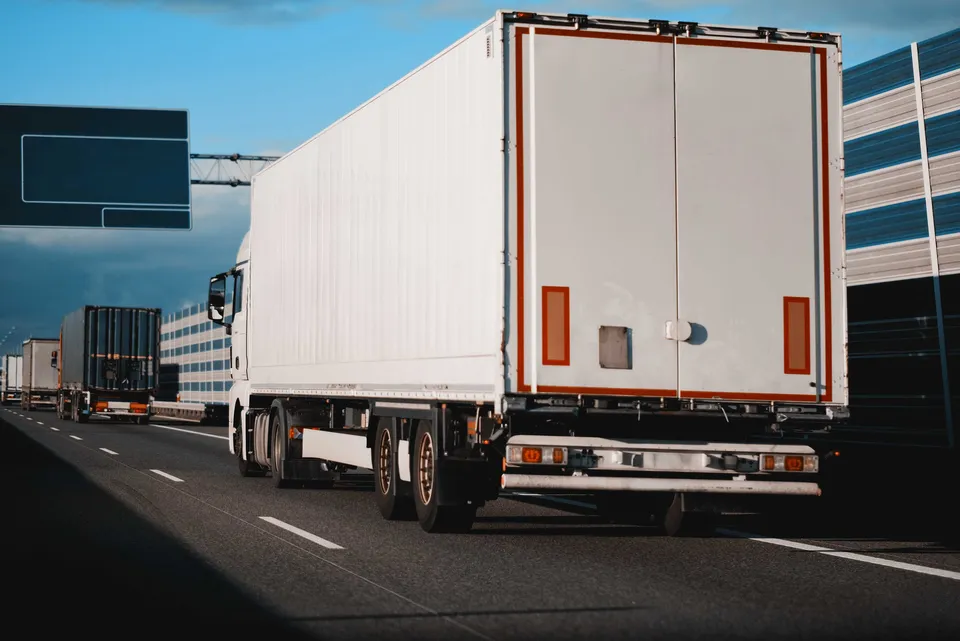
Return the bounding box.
[373,418,475,533]
[236,404,477,534]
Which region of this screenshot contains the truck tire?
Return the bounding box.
[653,493,714,537]
[373,417,415,521]
[72,396,88,424]
[411,420,476,533]
[235,411,267,478]
[270,409,295,488]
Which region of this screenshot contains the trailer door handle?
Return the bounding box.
[664,320,693,342]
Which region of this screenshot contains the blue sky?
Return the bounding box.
[1,0,959,351]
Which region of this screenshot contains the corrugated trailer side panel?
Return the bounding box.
[60,307,87,390]
[248,21,504,398]
[21,345,32,389]
[2,355,22,391]
[23,340,59,391]
[61,306,161,393]
[87,307,161,393]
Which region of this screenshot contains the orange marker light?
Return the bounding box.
[521,447,542,464]
[785,455,803,472]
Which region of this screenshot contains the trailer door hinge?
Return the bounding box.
[568,13,588,29]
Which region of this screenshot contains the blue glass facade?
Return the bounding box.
[159,292,233,406]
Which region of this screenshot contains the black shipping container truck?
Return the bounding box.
[56,306,161,424]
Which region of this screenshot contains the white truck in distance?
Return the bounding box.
[21,338,59,411]
[208,10,848,535]
[1,354,23,406]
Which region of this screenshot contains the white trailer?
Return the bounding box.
[208,10,848,535]
[1,354,23,405]
[21,339,59,411]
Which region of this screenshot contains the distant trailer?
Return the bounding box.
[21,338,59,411]
[1,354,22,405]
[57,305,161,424]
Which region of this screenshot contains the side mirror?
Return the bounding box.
[50,350,58,368]
[208,273,228,325]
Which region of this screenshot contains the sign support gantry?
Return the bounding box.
[190,153,280,187]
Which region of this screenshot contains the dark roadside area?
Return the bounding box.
[1,417,323,638]
[728,446,960,549]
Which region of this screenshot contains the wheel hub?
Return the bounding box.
[417,431,435,505]
[378,429,393,495]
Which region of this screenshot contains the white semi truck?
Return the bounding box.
[208,10,849,535]
[21,338,59,411]
[1,354,23,406]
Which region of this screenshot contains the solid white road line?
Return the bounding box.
[719,529,960,581]
[820,550,960,581]
[148,423,229,441]
[99,448,119,456]
[259,516,345,550]
[150,469,185,483]
[69,435,82,441]
[525,496,960,581]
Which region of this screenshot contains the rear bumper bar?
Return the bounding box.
[500,473,821,496]
[89,410,151,417]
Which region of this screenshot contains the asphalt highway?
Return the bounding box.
[4,406,960,640]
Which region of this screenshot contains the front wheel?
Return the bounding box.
[270,412,295,488]
[412,420,475,533]
[73,397,88,423]
[235,413,267,478]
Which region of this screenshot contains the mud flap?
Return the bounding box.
[435,458,495,506]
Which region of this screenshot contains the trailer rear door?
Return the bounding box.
[674,42,830,402]
[511,24,841,404]
[514,28,679,397]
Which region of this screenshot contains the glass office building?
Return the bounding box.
[159,292,233,408]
